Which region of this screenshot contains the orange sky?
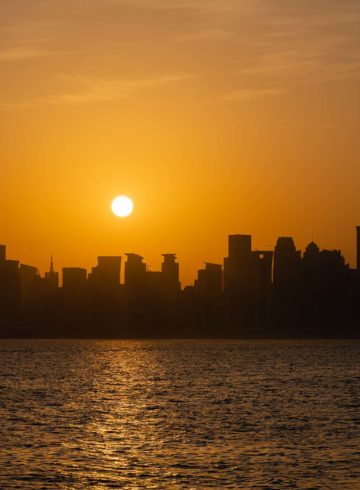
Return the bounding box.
[1,0,360,285]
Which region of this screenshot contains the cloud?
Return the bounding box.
[2,72,196,108]
[107,0,360,20]
[2,0,360,108]
[0,101,38,110]
[177,29,235,42]
[277,118,333,129]
[106,0,258,11]
[224,3,360,97]
[0,47,51,62]
[236,45,360,85]
[222,88,284,102]
[48,73,195,104]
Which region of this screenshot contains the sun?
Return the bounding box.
[111,196,134,217]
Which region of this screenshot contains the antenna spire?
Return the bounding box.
[50,256,55,274]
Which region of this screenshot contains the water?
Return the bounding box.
[0,339,359,489]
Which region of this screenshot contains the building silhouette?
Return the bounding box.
[91,256,122,288]
[161,254,180,293]
[88,256,122,331]
[62,267,87,294]
[273,237,301,289]
[224,234,253,296]
[124,253,146,295]
[19,264,40,305]
[252,251,273,330]
[0,246,21,327]
[196,263,222,297]
[223,235,273,332]
[357,226,360,271]
[0,245,6,262]
[45,257,59,292]
[0,228,359,338]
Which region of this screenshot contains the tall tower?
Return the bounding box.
[357,226,360,271]
[45,256,59,290]
[224,234,253,295]
[161,254,180,292]
[0,245,5,262]
[228,234,252,262]
[94,256,122,287]
[124,254,146,294]
[50,256,55,274]
[273,237,300,289]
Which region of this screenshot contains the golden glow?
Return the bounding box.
[111,196,134,218]
[1,2,360,285]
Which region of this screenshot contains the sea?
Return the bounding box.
[0,339,359,489]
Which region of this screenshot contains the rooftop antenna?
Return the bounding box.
[50,256,55,274]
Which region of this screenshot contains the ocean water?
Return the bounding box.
[0,339,359,489]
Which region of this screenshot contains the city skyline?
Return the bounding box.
[2,224,360,287]
[2,225,360,287]
[1,226,359,338]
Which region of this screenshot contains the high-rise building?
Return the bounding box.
[124,254,146,294]
[146,271,164,295]
[92,256,121,288]
[45,257,59,291]
[0,245,6,262]
[196,263,222,296]
[273,237,301,289]
[272,237,302,330]
[228,234,252,262]
[161,254,180,292]
[357,226,360,271]
[62,268,87,294]
[253,251,273,291]
[303,241,320,260]
[252,251,273,327]
[19,264,40,304]
[0,259,21,314]
[224,234,253,295]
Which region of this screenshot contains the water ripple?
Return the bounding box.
[0,339,359,489]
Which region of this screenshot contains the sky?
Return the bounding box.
[1,0,360,285]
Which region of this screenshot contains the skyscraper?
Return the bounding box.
[224,234,253,295]
[19,264,40,304]
[161,254,180,293]
[45,257,59,291]
[92,256,122,289]
[228,234,252,263]
[0,258,21,318]
[273,237,301,289]
[124,254,146,294]
[0,245,5,262]
[357,226,360,271]
[196,263,222,296]
[62,268,87,295]
[273,237,302,331]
